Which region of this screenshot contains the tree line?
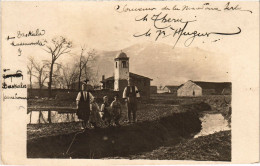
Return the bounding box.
[27,36,100,97]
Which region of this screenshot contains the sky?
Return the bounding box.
[2,1,259,85]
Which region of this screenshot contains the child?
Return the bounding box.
[100,96,112,126]
[89,97,101,129]
[111,94,122,126]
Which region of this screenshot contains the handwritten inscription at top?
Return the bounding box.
[114,2,253,48]
[115,2,253,13]
[115,4,156,13]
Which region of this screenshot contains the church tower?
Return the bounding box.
[114,51,129,91]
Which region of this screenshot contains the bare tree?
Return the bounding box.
[27,56,34,89]
[60,63,78,89]
[44,36,72,97]
[86,66,100,87]
[31,59,48,91]
[74,46,96,90]
[51,63,63,89]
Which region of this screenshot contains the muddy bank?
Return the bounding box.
[130,130,231,161]
[179,102,212,113]
[27,122,82,140]
[27,111,201,158]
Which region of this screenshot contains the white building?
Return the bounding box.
[114,51,130,91]
[177,80,202,97]
[177,80,232,97]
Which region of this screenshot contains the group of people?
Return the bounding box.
[76,78,140,129]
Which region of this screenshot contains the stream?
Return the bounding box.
[27,111,79,124]
[194,113,230,138]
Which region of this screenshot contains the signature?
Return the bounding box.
[133,12,241,48]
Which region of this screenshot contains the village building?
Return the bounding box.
[150,86,157,94]
[101,51,152,99]
[177,80,232,97]
[162,86,179,95]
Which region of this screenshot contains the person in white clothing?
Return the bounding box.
[122,78,140,123]
[76,79,95,129]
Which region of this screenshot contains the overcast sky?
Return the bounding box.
[2,1,258,85]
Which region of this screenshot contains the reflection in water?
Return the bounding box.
[194,113,230,138]
[27,111,80,124]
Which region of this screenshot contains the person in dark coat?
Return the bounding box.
[76,79,94,129]
[123,78,140,123]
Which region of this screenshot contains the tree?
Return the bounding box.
[30,59,48,91]
[27,56,34,89]
[44,36,72,97]
[75,46,96,90]
[51,63,63,89]
[60,63,78,89]
[86,65,100,87]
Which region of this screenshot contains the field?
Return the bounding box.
[27,94,231,161]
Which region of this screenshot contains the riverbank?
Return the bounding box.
[27,111,202,158]
[27,94,231,160]
[129,130,231,161]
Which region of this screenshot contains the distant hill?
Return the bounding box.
[95,42,230,86]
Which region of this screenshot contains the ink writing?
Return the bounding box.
[133,12,241,48]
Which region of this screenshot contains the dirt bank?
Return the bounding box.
[27,94,231,160]
[130,130,231,161]
[27,111,201,158]
[150,94,231,124]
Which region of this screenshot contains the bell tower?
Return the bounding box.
[114,51,129,91]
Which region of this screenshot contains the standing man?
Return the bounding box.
[76,79,95,129]
[123,78,140,123]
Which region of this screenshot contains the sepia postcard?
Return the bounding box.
[1,1,259,165]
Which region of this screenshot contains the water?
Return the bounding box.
[194,113,230,138]
[27,111,80,124]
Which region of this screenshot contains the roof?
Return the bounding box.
[192,81,231,90]
[100,76,114,83]
[129,72,153,80]
[164,85,180,91]
[115,51,128,59]
[101,72,152,82]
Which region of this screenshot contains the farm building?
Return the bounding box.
[101,51,152,99]
[177,80,232,97]
[150,86,157,94]
[163,86,179,95]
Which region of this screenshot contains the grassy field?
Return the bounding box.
[27,94,231,160]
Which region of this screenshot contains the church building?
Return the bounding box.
[101,51,152,99]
